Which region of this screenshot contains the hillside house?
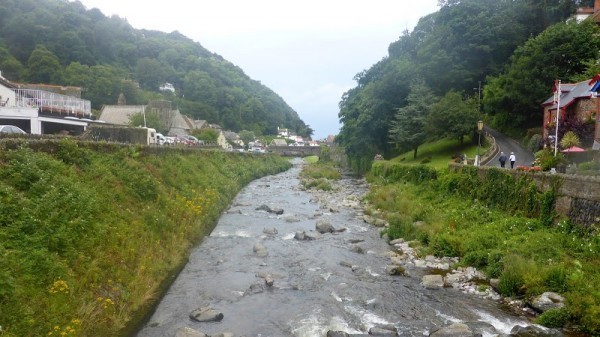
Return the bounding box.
[541,76,600,146]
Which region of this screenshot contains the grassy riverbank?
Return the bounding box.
[367,162,600,334]
[0,139,291,337]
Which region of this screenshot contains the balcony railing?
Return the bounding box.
[14,89,91,117]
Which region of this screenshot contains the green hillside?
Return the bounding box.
[336,0,597,172]
[0,0,312,137]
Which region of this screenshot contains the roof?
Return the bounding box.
[271,138,288,146]
[542,80,593,110]
[223,131,239,140]
[98,105,146,125]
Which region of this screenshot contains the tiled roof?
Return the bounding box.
[98,105,146,125]
[542,80,593,109]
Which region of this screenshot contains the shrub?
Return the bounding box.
[536,308,571,328]
[428,234,461,257]
[497,255,528,297]
[527,134,543,153]
[534,148,567,171]
[543,265,568,293]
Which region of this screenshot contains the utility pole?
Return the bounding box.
[474,81,481,113]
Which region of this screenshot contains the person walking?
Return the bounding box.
[499,152,507,168]
[509,152,516,169]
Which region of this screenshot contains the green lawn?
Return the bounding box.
[391,135,490,169]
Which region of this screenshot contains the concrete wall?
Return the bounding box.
[450,163,600,227]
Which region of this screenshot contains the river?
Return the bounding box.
[134,158,531,337]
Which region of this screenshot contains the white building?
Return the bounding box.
[0,74,92,135]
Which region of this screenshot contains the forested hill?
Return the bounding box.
[0,0,312,137]
[337,0,599,172]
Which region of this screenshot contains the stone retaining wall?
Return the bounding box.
[449,163,600,227]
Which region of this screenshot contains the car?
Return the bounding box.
[179,135,200,145]
[156,133,167,145]
[164,136,176,145]
[0,125,27,134]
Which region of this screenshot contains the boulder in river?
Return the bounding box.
[253,242,268,257]
[421,274,445,289]
[294,231,322,241]
[509,324,564,337]
[189,306,224,322]
[255,204,284,215]
[263,227,278,236]
[315,219,347,234]
[529,292,565,313]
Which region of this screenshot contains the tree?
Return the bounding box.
[129,111,166,133]
[26,45,63,84]
[389,81,437,159]
[238,130,255,148]
[192,128,219,142]
[426,91,479,144]
[484,21,600,129]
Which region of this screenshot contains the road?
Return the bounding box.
[485,127,535,168]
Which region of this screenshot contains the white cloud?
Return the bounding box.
[75,0,439,139]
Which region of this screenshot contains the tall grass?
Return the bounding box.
[367,163,600,334]
[0,139,291,336]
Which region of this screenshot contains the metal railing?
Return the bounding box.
[13,89,91,117]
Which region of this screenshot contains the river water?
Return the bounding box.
[134,159,531,337]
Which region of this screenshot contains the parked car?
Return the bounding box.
[156,133,167,145]
[164,136,176,145]
[179,135,200,145]
[0,125,27,134]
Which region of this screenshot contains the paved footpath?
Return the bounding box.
[485,127,535,169]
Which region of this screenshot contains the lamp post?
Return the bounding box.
[477,120,484,166]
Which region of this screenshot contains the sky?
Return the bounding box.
[75,0,440,139]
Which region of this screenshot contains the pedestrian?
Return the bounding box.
[499,151,507,168]
[509,152,516,169]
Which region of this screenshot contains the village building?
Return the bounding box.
[541,76,600,148]
[0,73,92,135]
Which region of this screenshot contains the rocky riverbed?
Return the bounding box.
[135,160,564,337]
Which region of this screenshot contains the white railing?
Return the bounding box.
[13,89,91,117]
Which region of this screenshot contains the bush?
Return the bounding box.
[534,148,567,171]
[536,308,571,328]
[497,255,529,297]
[527,134,543,153]
[578,160,600,171]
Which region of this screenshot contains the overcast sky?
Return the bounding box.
[75,0,439,139]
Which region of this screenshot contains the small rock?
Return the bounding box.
[386,265,405,276]
[175,327,209,337]
[263,227,278,235]
[421,274,444,289]
[253,242,268,257]
[189,307,224,322]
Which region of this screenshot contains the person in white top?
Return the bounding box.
[509,152,516,169]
